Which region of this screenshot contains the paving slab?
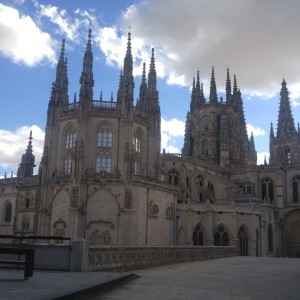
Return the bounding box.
[100,256,300,300]
[1,256,299,299]
[0,269,137,300]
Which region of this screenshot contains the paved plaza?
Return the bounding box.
[102,256,300,300]
[0,256,299,299]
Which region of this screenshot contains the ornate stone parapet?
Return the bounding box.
[88,246,237,271]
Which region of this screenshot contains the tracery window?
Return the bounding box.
[193,223,204,246]
[65,127,76,149]
[238,225,248,256]
[96,152,112,173]
[4,201,12,222]
[134,160,141,176]
[168,170,179,185]
[261,177,274,203]
[133,131,142,153]
[64,156,72,174]
[214,224,229,246]
[284,147,291,164]
[198,175,204,202]
[97,126,112,148]
[292,175,300,203]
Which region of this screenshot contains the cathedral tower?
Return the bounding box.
[269,79,300,165]
[182,68,256,168]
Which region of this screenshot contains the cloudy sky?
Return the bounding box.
[0,0,299,177]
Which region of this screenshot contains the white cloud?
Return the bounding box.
[0,125,44,174]
[0,4,56,66]
[246,124,265,137]
[119,0,300,100]
[37,4,79,41]
[257,152,269,165]
[161,118,185,153]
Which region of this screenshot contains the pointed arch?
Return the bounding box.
[3,200,12,223]
[97,122,113,148]
[214,223,229,246]
[133,127,144,153]
[238,224,249,256]
[192,222,206,246]
[64,125,77,149]
[261,177,274,203]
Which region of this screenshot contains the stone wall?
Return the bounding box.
[88,246,237,271]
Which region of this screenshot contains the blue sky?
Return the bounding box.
[0,0,300,177]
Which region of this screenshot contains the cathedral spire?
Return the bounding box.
[138,62,147,113]
[226,68,231,103]
[182,111,192,156]
[54,38,69,107]
[276,79,296,140]
[270,122,274,139]
[118,32,134,111]
[190,77,196,112]
[209,66,218,104]
[79,29,94,119]
[17,131,36,179]
[195,70,201,105]
[148,48,157,97]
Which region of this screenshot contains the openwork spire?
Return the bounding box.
[148,48,157,96]
[54,38,69,106]
[209,66,218,104]
[226,68,231,103]
[276,79,296,140]
[79,29,94,119]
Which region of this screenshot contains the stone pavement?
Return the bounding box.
[0,268,138,299]
[101,256,300,300]
[0,256,300,299]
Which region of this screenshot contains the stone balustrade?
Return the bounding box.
[88,246,237,271]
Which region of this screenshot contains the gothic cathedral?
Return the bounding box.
[1,31,300,257]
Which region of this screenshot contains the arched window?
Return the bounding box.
[168,170,179,185]
[207,181,215,203]
[292,175,300,203]
[214,224,229,246]
[134,160,141,176]
[64,156,72,174]
[193,223,204,246]
[243,177,255,195]
[133,130,142,153]
[261,177,274,203]
[96,152,112,173]
[65,127,76,149]
[198,175,204,202]
[4,201,12,222]
[97,126,112,147]
[268,223,273,253]
[238,225,248,256]
[284,147,291,164]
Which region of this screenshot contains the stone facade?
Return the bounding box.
[0,31,300,257]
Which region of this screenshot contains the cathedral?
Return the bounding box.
[0,30,300,257]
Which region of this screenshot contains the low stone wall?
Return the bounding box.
[0,243,71,271]
[88,246,237,271]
